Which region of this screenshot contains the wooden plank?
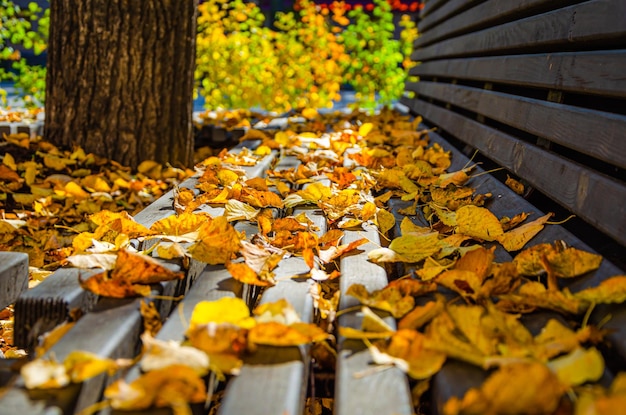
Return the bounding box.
[13,268,99,350]
[416,0,573,48]
[0,252,29,309]
[218,202,326,415]
[406,81,626,169]
[335,223,413,415]
[420,0,461,24]
[402,98,626,247]
[419,0,487,33]
[412,0,626,62]
[409,51,626,99]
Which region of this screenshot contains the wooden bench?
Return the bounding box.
[400,0,626,411]
[2,1,626,414]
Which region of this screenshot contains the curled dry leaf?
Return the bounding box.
[104,364,207,414]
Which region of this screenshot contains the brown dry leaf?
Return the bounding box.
[455,246,495,280]
[436,269,483,299]
[188,216,243,264]
[442,362,565,415]
[111,249,184,284]
[496,281,582,314]
[90,210,155,240]
[150,211,210,236]
[104,364,207,414]
[64,350,132,383]
[455,205,504,242]
[505,175,525,195]
[398,296,445,330]
[318,238,367,264]
[226,260,276,286]
[79,271,152,298]
[140,300,162,336]
[346,283,415,318]
[513,242,602,278]
[575,372,626,415]
[574,275,626,305]
[497,212,553,251]
[370,329,447,380]
[241,188,284,208]
[248,321,329,346]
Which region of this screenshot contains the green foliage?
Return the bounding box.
[0,0,49,106]
[1,0,418,112]
[338,0,418,109]
[195,0,348,113]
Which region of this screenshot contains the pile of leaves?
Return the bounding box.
[2,107,626,415]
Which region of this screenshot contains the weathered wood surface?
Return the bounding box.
[0,252,29,310]
[416,0,574,47]
[406,80,626,169]
[403,98,626,247]
[410,51,626,99]
[413,0,626,62]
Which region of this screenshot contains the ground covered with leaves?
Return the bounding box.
[1,107,626,415]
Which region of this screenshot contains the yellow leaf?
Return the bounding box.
[189,297,256,330]
[547,347,604,387]
[346,283,415,318]
[105,364,207,412]
[64,350,128,383]
[443,362,564,415]
[497,213,553,251]
[188,216,242,264]
[375,208,396,235]
[574,275,626,305]
[358,122,374,137]
[388,232,441,263]
[224,199,259,222]
[3,152,17,170]
[370,329,447,379]
[64,181,90,199]
[455,205,504,241]
[248,321,329,346]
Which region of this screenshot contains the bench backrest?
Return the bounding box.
[401,0,626,251]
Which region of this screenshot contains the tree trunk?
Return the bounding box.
[44,0,198,168]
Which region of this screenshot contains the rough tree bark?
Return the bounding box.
[44,0,198,168]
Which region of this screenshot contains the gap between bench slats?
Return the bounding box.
[412,0,626,62]
[409,51,626,99]
[406,80,626,169]
[401,97,626,247]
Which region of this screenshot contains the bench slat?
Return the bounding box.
[419,0,480,31]
[0,252,29,310]
[413,0,626,62]
[335,223,413,415]
[402,98,626,247]
[410,51,626,99]
[406,81,626,169]
[416,0,572,47]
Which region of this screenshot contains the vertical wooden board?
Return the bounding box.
[13,268,99,350]
[0,251,29,309]
[335,223,413,415]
